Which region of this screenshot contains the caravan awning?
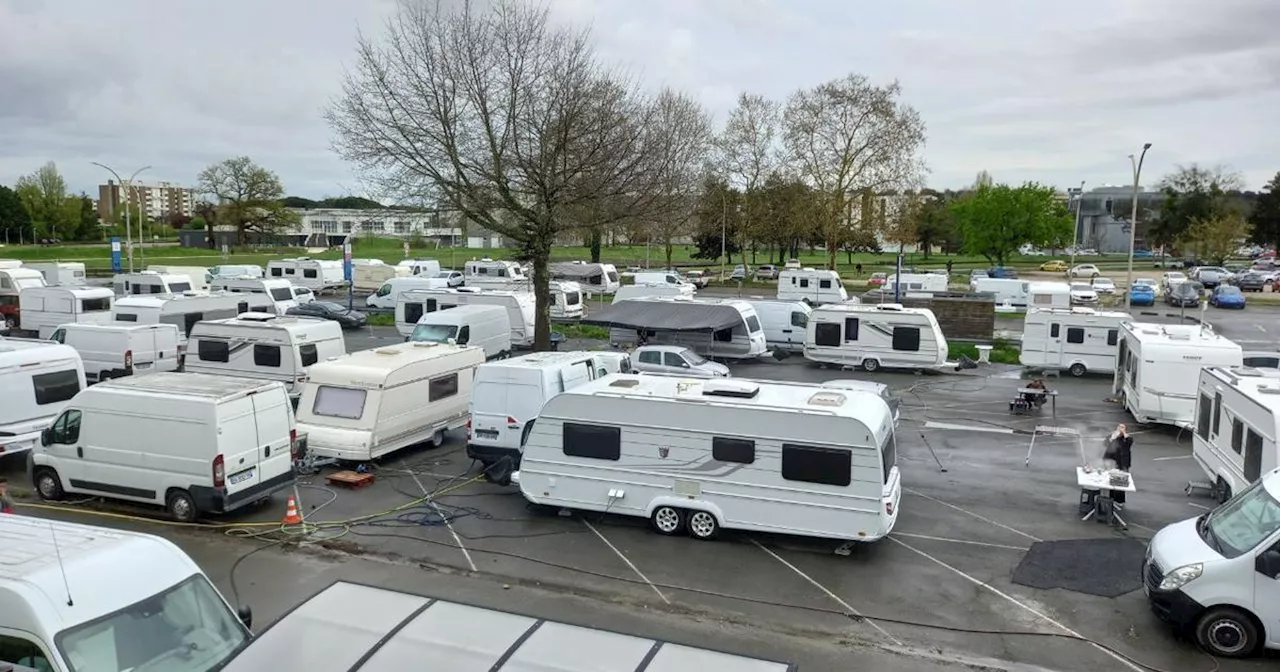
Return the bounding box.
[550,262,602,280]
[581,300,742,332]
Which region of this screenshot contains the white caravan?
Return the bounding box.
[887,273,949,295]
[297,341,485,461]
[0,516,252,672]
[30,373,300,521]
[515,374,901,543]
[777,268,847,305]
[407,304,513,360]
[146,265,211,292]
[267,258,345,290]
[742,299,811,353]
[15,286,114,338]
[1019,307,1130,377]
[549,261,621,295]
[973,277,1031,306]
[597,297,768,359]
[1191,366,1280,503]
[0,265,45,292]
[113,292,277,347]
[210,277,315,314]
[0,339,85,455]
[112,271,193,296]
[397,288,536,347]
[397,258,441,277]
[23,261,86,286]
[208,263,264,281]
[1114,322,1244,427]
[611,283,695,303]
[1028,281,1072,309]
[464,258,527,288]
[50,323,182,383]
[487,280,584,319]
[466,350,633,479]
[804,303,948,372]
[185,313,346,398]
[366,276,450,309]
[353,259,409,291]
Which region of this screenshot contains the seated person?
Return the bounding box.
[1023,379,1048,407]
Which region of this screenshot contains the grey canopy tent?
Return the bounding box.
[579,300,743,333]
[550,262,604,281]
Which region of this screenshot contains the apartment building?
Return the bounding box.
[98,180,196,222]
[287,208,503,248]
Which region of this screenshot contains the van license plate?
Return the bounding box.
[229,468,255,485]
[476,429,499,439]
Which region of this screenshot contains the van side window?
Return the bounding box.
[781,444,851,486]
[844,318,859,342]
[51,409,82,444]
[1066,327,1084,344]
[404,302,425,325]
[197,340,230,363]
[1212,392,1223,435]
[819,279,832,289]
[183,312,204,336]
[0,633,53,671]
[429,373,459,401]
[1050,324,1060,338]
[814,323,840,347]
[712,437,755,464]
[1107,329,1118,346]
[638,350,661,365]
[299,343,319,367]
[304,269,318,278]
[799,278,810,288]
[271,267,284,277]
[377,284,392,297]
[892,327,920,352]
[791,311,807,328]
[563,422,621,461]
[457,325,471,345]
[50,328,66,344]
[33,370,81,405]
[1231,417,1244,454]
[254,345,282,368]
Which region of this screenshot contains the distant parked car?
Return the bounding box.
[684,270,711,288]
[1165,282,1202,308]
[432,270,465,287]
[987,267,1018,279]
[1091,277,1116,295]
[1039,260,1068,272]
[1069,264,1101,279]
[755,265,779,280]
[1209,285,1247,309]
[1069,283,1099,305]
[1193,266,1230,288]
[631,345,729,378]
[1132,249,1154,258]
[286,301,369,329]
[1128,282,1157,306]
[868,272,887,287]
[1234,271,1271,292]
[1161,271,1188,294]
[730,264,750,281]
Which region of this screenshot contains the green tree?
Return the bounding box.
[71,195,100,241]
[15,161,70,238]
[0,185,35,243]
[1150,164,1242,257]
[1184,212,1251,265]
[197,157,298,245]
[1249,172,1280,253]
[951,182,1072,266]
[911,193,956,258]
[691,177,742,262]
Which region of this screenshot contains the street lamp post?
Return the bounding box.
[1070,181,1085,270]
[91,162,151,273]
[1125,144,1152,307]
[720,191,727,281]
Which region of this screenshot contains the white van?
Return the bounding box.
[804,303,948,372]
[611,283,694,303]
[397,258,442,277]
[1019,307,1129,377]
[50,323,182,383]
[146,265,211,292]
[113,292,277,348]
[972,277,1030,306]
[1114,322,1243,427]
[550,261,620,295]
[514,374,900,543]
[112,271,193,296]
[596,297,768,359]
[31,373,300,521]
[297,342,484,461]
[353,260,409,291]
[407,304,512,360]
[887,273,949,295]
[466,350,631,480]
[15,286,114,338]
[464,258,526,287]
[0,516,253,672]
[185,313,347,398]
[397,288,536,347]
[366,276,450,310]
[777,268,847,305]
[0,339,85,455]
[23,262,86,287]
[631,270,694,290]
[742,299,811,353]
[210,277,315,314]
[1189,366,1280,504]
[208,263,264,281]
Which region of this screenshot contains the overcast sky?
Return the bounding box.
[2,0,1276,200]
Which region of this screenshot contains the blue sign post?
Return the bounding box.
[110,237,122,274]
[343,240,354,311]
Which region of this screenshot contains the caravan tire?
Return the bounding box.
[1068,363,1087,377]
[429,429,446,448]
[687,510,720,540]
[862,359,880,373]
[33,468,65,501]
[166,490,198,523]
[650,506,685,535]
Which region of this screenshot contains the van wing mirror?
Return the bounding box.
[41,427,52,446]
[237,605,254,629]
[1257,550,1280,579]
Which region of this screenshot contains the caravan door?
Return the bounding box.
[1045,320,1065,366]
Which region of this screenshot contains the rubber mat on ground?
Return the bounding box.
[1011,537,1145,597]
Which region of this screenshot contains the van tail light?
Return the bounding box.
[213,454,225,488]
[885,500,895,516]
[466,419,472,440]
[507,416,519,428]
[290,428,300,458]
[124,349,133,372]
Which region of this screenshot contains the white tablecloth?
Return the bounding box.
[1077,466,1136,493]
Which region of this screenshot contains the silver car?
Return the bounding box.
[632,345,730,378]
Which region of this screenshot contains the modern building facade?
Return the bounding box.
[97,180,196,222]
[285,208,504,248]
[1069,185,1164,254]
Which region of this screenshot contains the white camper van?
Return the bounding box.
[30,373,300,521]
[267,258,345,291]
[804,303,948,372]
[1019,307,1129,377]
[1190,366,1280,504]
[366,276,450,309]
[23,261,86,287]
[611,283,695,303]
[50,323,182,383]
[397,288,536,347]
[466,350,633,479]
[514,374,901,543]
[597,297,768,359]
[742,299,811,353]
[550,261,621,295]
[631,271,695,290]
[972,277,1031,306]
[407,304,512,360]
[0,339,85,455]
[210,277,315,314]
[397,258,442,277]
[0,516,252,672]
[886,273,949,295]
[1114,322,1244,427]
[0,265,45,293]
[296,342,484,461]
[777,268,847,305]
[15,286,114,338]
[146,265,211,292]
[113,292,277,345]
[112,271,193,296]
[353,259,409,291]
[185,314,346,397]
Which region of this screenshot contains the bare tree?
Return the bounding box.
[717,93,781,261]
[196,157,297,245]
[327,0,663,349]
[783,74,927,268]
[646,89,713,269]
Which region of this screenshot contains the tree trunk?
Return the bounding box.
[664,242,673,271]
[588,227,603,263]
[531,237,553,351]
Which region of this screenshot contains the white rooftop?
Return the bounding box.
[320,341,476,375]
[1125,322,1241,349]
[1206,366,1280,412]
[98,372,283,400]
[814,302,930,316]
[488,350,608,369]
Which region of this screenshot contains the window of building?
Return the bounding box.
[781,444,851,486]
[844,318,859,342]
[712,437,755,464]
[254,344,282,368]
[197,340,229,363]
[33,370,81,406]
[892,326,920,351]
[1107,329,1118,346]
[429,373,459,401]
[1066,327,1085,344]
[563,422,621,460]
[814,323,841,347]
[299,343,319,367]
[1196,393,1212,440]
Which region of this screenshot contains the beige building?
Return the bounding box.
[98,180,196,222]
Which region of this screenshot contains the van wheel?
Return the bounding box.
[430,429,446,448]
[862,359,880,373]
[1068,363,1087,377]
[650,506,685,535]
[34,468,65,501]
[166,490,198,523]
[3,315,16,329]
[1195,607,1259,658]
[687,510,720,540]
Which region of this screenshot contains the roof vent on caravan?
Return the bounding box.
[1257,385,1280,396]
[609,378,641,389]
[1167,331,1192,341]
[236,312,278,322]
[701,380,760,399]
[807,391,847,408]
[875,304,905,311]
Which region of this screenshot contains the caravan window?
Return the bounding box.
[197,340,229,363]
[1231,417,1244,454]
[1212,393,1223,435]
[404,302,425,325]
[790,311,807,328]
[819,279,832,289]
[312,386,366,419]
[714,328,732,342]
[844,318,859,342]
[1107,329,1118,346]
[115,312,138,322]
[814,323,841,347]
[1050,324,1060,338]
[712,437,755,464]
[781,444,851,487]
[880,433,896,484]
[254,345,282,368]
[81,297,111,312]
[745,315,761,333]
[799,278,810,288]
[271,267,284,277]
[428,374,459,402]
[1196,393,1212,440]
[169,282,192,293]
[299,343,319,367]
[1245,429,1264,481]
[183,312,203,336]
[1066,328,1084,344]
[269,287,293,302]
[563,422,620,461]
[304,269,318,279]
[33,370,81,405]
[892,327,920,352]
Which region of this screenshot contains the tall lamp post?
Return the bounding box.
[1069,181,1085,270]
[92,162,151,273]
[1125,144,1152,305]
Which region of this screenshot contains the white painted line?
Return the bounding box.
[582,520,670,604]
[888,537,1144,672]
[893,532,1028,551]
[751,539,903,646]
[924,421,1016,434]
[903,488,1042,542]
[1257,324,1267,333]
[1188,502,1211,510]
[410,472,478,572]
[1152,455,1192,461]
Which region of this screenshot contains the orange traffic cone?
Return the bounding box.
[282,495,302,525]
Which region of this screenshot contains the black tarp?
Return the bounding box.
[550,262,603,280]
[580,300,742,332]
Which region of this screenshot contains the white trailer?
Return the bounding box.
[112,271,193,296]
[1028,281,1072,309]
[515,374,901,543]
[588,296,768,360]
[185,313,347,398]
[1113,322,1244,427]
[23,262,86,287]
[803,303,948,372]
[270,258,345,291]
[611,283,695,303]
[1019,307,1129,377]
[549,261,621,295]
[463,258,527,288]
[352,260,409,291]
[396,288,536,347]
[1191,366,1280,503]
[16,286,115,338]
[146,265,211,292]
[0,339,85,455]
[776,268,847,305]
[887,273,949,295]
[113,292,276,342]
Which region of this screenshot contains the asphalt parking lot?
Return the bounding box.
[5,357,1273,671]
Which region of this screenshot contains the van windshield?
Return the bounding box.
[56,574,247,672]
[880,432,896,485]
[269,288,293,301]
[1202,480,1280,558]
[411,324,458,343]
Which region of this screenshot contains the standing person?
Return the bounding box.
[946,259,954,276]
[1104,424,1134,508]
[855,263,863,277]
[0,478,14,514]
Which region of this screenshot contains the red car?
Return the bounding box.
[868,272,887,286]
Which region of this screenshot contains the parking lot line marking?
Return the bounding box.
[923,421,1016,434]
[1151,455,1191,461]
[581,520,670,605]
[892,532,1028,552]
[1188,502,1211,510]
[750,539,903,646]
[409,472,478,572]
[888,537,1145,672]
[903,488,1042,543]
[1258,324,1267,333]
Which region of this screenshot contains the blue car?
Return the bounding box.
[1128,282,1156,306]
[1209,285,1247,309]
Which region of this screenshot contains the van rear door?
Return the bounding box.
[471,376,543,450]
[251,387,294,486]
[217,397,263,494]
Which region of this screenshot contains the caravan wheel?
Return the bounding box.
[687,510,720,540]
[650,506,685,535]
[429,429,446,448]
[862,358,880,373]
[1068,363,1088,377]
